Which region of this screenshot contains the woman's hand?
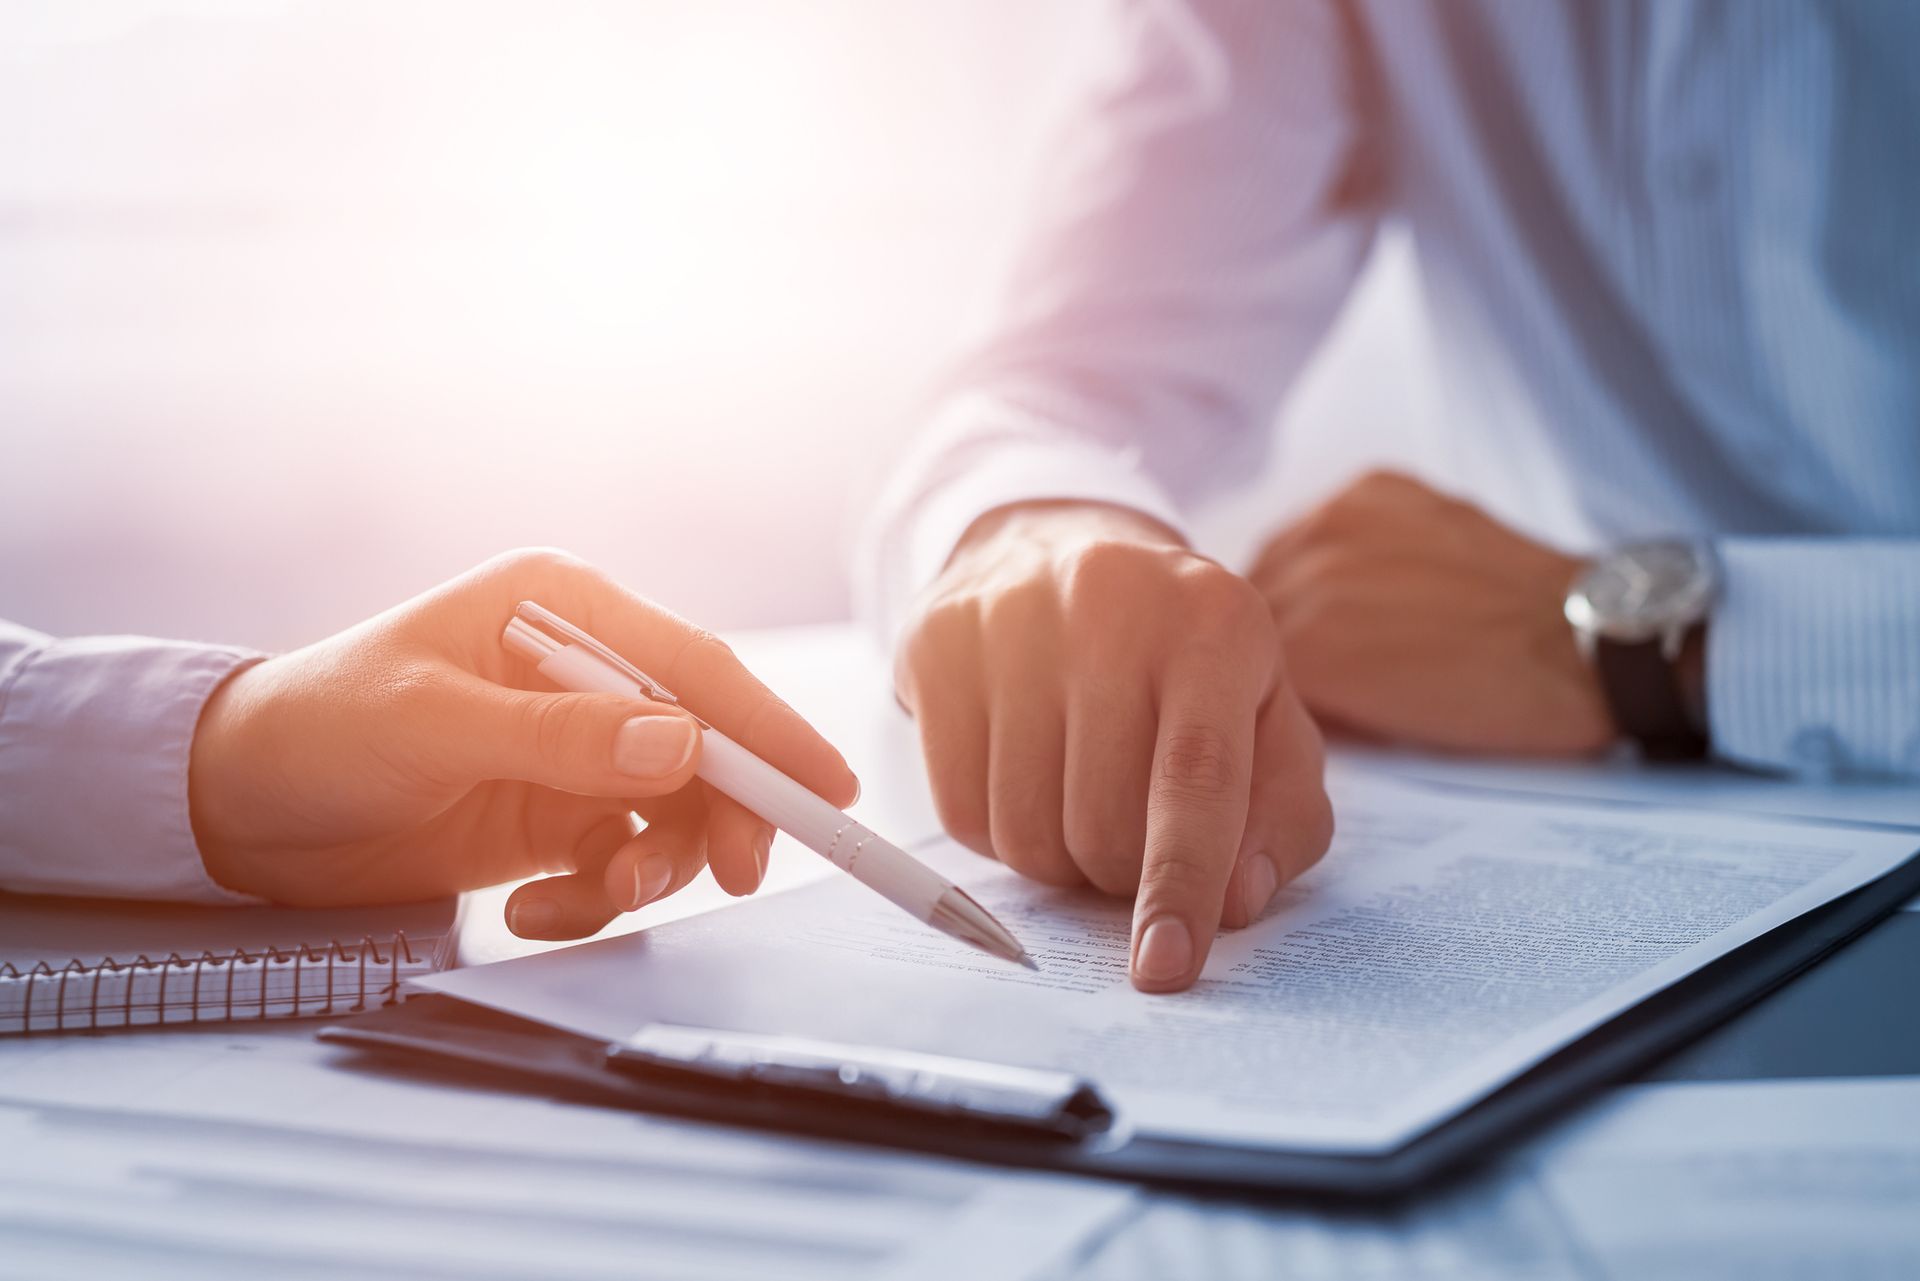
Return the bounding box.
[187,549,858,939]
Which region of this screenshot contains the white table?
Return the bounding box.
[7,623,1919,1280]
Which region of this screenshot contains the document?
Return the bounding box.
[1071,1079,1920,1281]
[419,770,1919,1154]
[1341,745,1920,912]
[1523,1077,1920,1280]
[1077,1167,1587,1281]
[0,1025,1135,1281]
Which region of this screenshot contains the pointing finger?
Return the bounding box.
[1130,674,1259,992]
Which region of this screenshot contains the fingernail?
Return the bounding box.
[510,898,561,937]
[1135,917,1193,985]
[752,827,773,885]
[630,854,674,910]
[1240,854,1279,922]
[613,715,698,779]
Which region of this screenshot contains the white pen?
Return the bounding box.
[502,601,1037,969]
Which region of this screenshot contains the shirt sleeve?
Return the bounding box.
[1707,540,1920,777]
[0,620,266,901]
[856,0,1383,646]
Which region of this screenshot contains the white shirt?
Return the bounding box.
[861,0,1920,777]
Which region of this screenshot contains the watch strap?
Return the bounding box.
[1593,636,1708,761]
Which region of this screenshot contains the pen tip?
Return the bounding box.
[1017,952,1040,972]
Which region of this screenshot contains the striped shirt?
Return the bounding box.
[863,0,1920,777]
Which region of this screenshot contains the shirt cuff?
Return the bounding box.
[0,636,267,902]
[1706,539,1920,777]
[858,394,1188,650]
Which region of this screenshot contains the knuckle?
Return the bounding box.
[989,790,1061,853]
[1062,815,1142,895]
[1309,794,1337,858]
[1289,543,1352,590]
[1138,844,1220,897]
[1083,865,1139,897]
[1078,853,1142,897]
[1060,804,1097,858]
[1153,727,1240,804]
[1061,807,1114,862]
[979,578,1056,637]
[1290,508,1344,551]
[1178,564,1270,636]
[734,690,787,746]
[989,802,1077,886]
[1351,467,1416,500]
[897,603,971,701]
[495,545,590,581]
[897,618,939,675]
[906,595,978,654]
[995,842,1082,888]
[1288,792,1338,877]
[524,695,586,763]
[1059,539,1150,604]
[933,790,992,856]
[1351,466,1398,492]
[666,629,737,687]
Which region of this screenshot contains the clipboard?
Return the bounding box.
[320,848,1920,1196]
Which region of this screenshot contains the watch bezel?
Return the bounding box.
[1564,540,1719,651]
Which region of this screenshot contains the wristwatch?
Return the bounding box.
[1563,540,1719,761]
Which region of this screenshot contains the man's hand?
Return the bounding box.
[896,502,1334,993]
[1248,471,1613,755]
[188,549,858,939]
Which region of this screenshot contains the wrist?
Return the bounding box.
[188,660,269,896]
[1675,624,1708,734]
[1564,542,1718,760]
[1544,555,1619,752]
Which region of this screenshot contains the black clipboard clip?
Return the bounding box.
[607,1024,1115,1141]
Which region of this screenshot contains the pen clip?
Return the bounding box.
[513,600,682,706]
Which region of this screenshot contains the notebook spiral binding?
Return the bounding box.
[0,932,430,1036]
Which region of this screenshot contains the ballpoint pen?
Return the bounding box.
[502,600,1038,969]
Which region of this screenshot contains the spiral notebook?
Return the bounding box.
[0,892,456,1035]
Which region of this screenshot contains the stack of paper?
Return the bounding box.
[417,771,1919,1157]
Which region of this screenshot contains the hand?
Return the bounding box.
[896,502,1334,993]
[1247,470,1612,755]
[188,549,858,939]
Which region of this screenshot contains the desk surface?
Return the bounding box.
[7,622,1918,1279]
[1647,913,1920,1082]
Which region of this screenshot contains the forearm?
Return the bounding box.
[0,620,263,901]
[1706,539,1920,777]
[857,0,1378,644]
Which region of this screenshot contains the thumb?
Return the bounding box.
[443,679,704,797]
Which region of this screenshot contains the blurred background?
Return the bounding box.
[1,0,1442,653]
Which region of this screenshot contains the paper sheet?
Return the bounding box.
[1337,746,1920,913]
[0,1026,1134,1281]
[1523,1077,1920,1280]
[1078,1169,1586,1281]
[1071,1078,1920,1281]
[419,771,1919,1154]
[8,1030,1914,1280]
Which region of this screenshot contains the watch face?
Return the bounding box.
[1565,541,1718,643]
